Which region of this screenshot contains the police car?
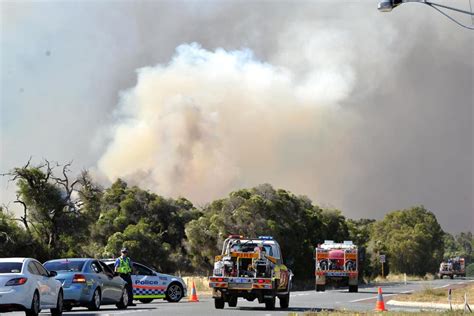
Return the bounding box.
[103,260,187,303]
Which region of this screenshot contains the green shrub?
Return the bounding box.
[466,263,474,277]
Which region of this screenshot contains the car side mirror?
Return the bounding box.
[49,271,58,277]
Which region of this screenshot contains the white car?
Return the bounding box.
[103,260,187,303]
[0,258,63,316]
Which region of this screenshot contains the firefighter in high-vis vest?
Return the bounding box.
[114,248,136,306]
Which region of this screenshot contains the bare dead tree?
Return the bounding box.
[1,158,83,252]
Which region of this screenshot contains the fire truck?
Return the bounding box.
[208,235,292,310]
[314,240,358,292]
[439,257,466,279]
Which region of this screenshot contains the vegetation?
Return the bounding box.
[466,263,474,277]
[1,160,472,280]
[370,206,445,275]
[395,283,474,305]
[295,312,464,316]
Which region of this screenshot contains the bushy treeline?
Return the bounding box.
[1,161,472,280]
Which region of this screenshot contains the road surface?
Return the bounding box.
[5,278,473,316]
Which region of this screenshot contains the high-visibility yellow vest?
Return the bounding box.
[117,257,132,274]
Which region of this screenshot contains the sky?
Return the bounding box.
[1,0,473,233]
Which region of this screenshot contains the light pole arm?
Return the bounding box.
[401,0,474,16]
[425,1,474,16]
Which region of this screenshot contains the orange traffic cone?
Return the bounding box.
[374,287,386,311]
[188,281,199,302]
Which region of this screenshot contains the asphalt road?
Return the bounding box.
[5,278,473,316]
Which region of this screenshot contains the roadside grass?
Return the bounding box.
[290,311,462,316]
[372,273,436,283]
[394,283,474,304]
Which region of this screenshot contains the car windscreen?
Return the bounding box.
[0,262,23,273]
[44,260,85,272]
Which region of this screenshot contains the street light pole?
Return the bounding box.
[378,0,474,30]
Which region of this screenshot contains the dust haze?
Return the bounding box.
[1,1,472,232]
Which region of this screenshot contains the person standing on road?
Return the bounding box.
[115,248,136,306]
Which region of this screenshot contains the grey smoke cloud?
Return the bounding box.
[1,1,472,233]
[97,43,356,200]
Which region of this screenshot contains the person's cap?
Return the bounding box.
[121,247,128,253]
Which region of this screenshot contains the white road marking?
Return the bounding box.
[401,290,414,294]
[349,293,397,303]
[434,284,451,289]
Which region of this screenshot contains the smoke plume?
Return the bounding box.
[2,1,472,232]
[97,43,357,202]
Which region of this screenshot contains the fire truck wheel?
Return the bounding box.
[316,284,325,292]
[264,297,275,310]
[228,296,237,307]
[214,298,225,309]
[279,293,289,309]
[349,285,358,293]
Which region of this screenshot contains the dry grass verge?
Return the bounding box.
[289,312,462,316]
[394,283,474,304]
[182,276,213,296]
[373,273,436,283]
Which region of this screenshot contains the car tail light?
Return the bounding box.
[72,274,86,283]
[5,277,28,286]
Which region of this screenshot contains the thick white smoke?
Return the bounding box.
[97,42,356,202]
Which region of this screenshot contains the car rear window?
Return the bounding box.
[0,262,23,273]
[44,260,85,272]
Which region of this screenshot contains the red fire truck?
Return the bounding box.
[315,240,358,292]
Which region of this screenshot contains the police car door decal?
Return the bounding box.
[133,277,167,298]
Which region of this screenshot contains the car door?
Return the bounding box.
[32,261,54,307]
[132,263,167,300]
[98,261,122,301]
[40,263,60,306]
[90,260,114,303]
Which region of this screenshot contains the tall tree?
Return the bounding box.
[185,184,345,280]
[347,218,376,278]
[0,207,38,257]
[2,160,89,258]
[370,206,444,275]
[92,179,199,273]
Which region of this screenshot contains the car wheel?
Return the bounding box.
[88,288,101,311]
[138,298,154,304]
[349,285,358,293]
[63,304,73,312]
[25,291,40,316]
[116,288,128,309]
[51,290,63,316]
[166,282,184,302]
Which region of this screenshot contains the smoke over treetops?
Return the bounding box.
[2,1,471,232]
[97,43,357,202]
